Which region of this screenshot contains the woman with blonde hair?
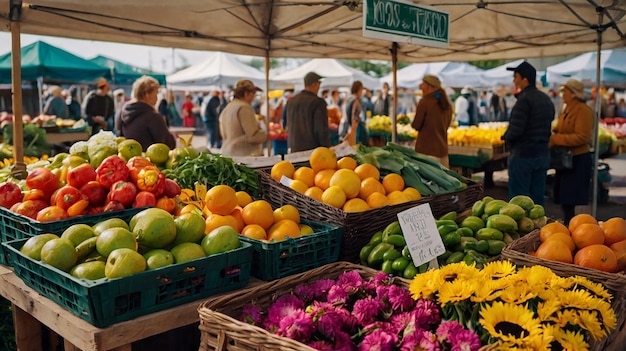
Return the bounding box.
[219,79,267,156]
[43,85,69,118]
[116,75,176,151]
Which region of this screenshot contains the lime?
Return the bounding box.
[40,238,78,272]
[201,226,240,256]
[172,212,206,245]
[146,143,171,165]
[105,248,147,279]
[92,218,129,236]
[170,242,206,263]
[61,224,96,247]
[117,139,144,161]
[143,249,174,270]
[20,234,59,260]
[70,261,106,280]
[96,227,137,257]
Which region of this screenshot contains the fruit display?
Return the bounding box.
[367,115,418,140]
[18,207,242,280]
[470,194,547,235]
[532,214,626,273]
[447,122,507,147]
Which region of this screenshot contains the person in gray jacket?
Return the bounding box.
[285,71,332,152]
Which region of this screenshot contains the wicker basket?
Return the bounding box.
[501,229,626,350]
[198,262,409,351]
[258,169,483,262]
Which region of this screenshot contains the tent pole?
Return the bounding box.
[9,0,27,179]
[265,48,272,157]
[391,42,398,143]
[37,77,43,114]
[591,9,605,218]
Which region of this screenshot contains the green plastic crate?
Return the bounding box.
[3,239,252,328]
[239,221,343,281]
[0,207,146,266]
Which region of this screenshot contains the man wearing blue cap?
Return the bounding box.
[502,61,554,206]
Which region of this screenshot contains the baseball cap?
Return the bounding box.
[304,71,324,86]
[506,61,536,84]
[235,79,262,92]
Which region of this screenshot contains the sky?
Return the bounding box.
[0,32,264,74]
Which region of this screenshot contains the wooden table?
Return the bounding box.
[0,265,204,351]
[46,131,90,144]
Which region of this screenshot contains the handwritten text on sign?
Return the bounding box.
[363,0,449,49]
[397,203,446,267]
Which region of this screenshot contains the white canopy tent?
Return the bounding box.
[166,52,267,91]
[546,48,626,87]
[380,62,484,89]
[273,58,379,90]
[480,59,525,89]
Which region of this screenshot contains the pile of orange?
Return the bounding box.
[270,146,422,212]
[533,214,626,273]
[174,184,311,242]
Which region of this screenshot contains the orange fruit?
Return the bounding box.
[329,169,361,199]
[229,207,245,232]
[539,221,570,242]
[354,163,380,181]
[403,187,422,201]
[342,198,370,212]
[534,240,573,264]
[235,191,253,208]
[271,160,295,181]
[179,188,195,202]
[241,224,267,240]
[387,190,411,205]
[544,232,576,252]
[309,147,337,173]
[574,244,618,273]
[337,156,357,170]
[205,185,238,216]
[600,217,626,246]
[176,203,201,216]
[289,179,309,194]
[382,173,405,193]
[367,192,390,208]
[314,169,336,190]
[205,214,239,235]
[359,177,386,200]
[267,219,301,242]
[322,185,346,208]
[568,213,598,233]
[571,223,605,249]
[293,167,315,187]
[242,200,275,230]
[304,186,324,201]
[273,205,300,224]
[610,239,626,272]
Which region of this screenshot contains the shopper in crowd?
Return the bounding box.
[373,82,392,117]
[340,80,369,146]
[181,92,195,127]
[616,98,626,117]
[411,74,453,168]
[43,85,69,118]
[455,87,470,127]
[502,61,554,206]
[83,78,115,135]
[549,79,593,225]
[65,87,82,120]
[490,87,508,121]
[113,89,126,116]
[116,76,176,151]
[285,72,332,152]
[157,88,171,126]
[204,90,222,149]
[219,79,267,156]
[166,93,182,127]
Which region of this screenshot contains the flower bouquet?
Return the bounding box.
[410,260,617,350]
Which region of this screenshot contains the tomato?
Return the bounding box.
[103,200,125,212]
[86,206,104,215]
[26,168,60,199]
[22,189,46,201]
[96,155,129,189]
[127,156,155,182]
[80,181,107,206]
[36,205,68,222]
[54,185,83,211]
[66,163,97,189]
[14,199,49,219]
[0,181,23,208]
[163,178,181,198]
[133,191,157,208]
[109,181,138,207]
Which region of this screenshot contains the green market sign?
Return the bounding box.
[363,0,449,49]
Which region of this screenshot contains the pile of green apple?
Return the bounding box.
[19,207,241,280]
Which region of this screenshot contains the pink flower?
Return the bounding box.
[435,321,465,344]
[336,271,364,292]
[363,321,397,336]
[327,284,349,304]
[389,312,412,335]
[412,299,441,329]
[359,329,397,351]
[373,272,392,285]
[241,304,262,325]
[276,309,315,342]
[295,279,335,302]
[353,297,384,325]
[308,340,335,351]
[333,330,356,351]
[377,285,415,312]
[449,329,481,351]
[309,301,345,338]
[266,294,304,329]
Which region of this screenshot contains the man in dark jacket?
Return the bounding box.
[502,61,554,206]
[285,72,332,152]
[83,78,115,135]
[204,90,222,149]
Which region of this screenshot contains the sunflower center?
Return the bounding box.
[495,321,528,338]
[549,340,564,351]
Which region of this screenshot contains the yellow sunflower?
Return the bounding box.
[437,279,475,305]
[536,299,562,322]
[542,324,589,351]
[498,283,536,304]
[479,301,543,343]
[562,276,612,301]
[517,265,556,294]
[577,310,610,340]
[437,262,480,282]
[409,269,440,300]
[480,260,516,280]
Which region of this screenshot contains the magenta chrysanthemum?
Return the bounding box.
[266,294,305,327]
[276,309,315,342]
[336,270,364,292]
[378,285,415,312]
[353,297,384,325]
[389,312,412,335]
[309,301,344,338]
[435,321,465,344]
[308,340,335,351]
[400,329,427,351]
[327,284,349,304]
[333,330,356,351]
[373,272,392,285]
[449,329,481,351]
[413,299,441,329]
[359,329,397,351]
[295,279,335,302]
[241,304,263,325]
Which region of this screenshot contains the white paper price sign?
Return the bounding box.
[397,203,446,267]
[280,175,294,187]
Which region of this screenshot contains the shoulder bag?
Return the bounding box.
[550,146,573,170]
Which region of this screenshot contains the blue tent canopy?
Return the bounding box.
[546,49,626,87]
